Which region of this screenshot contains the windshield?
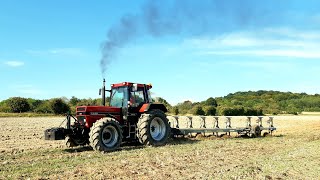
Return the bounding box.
[110,87,128,107]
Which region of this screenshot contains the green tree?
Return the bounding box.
[7,97,30,113]
[0,100,10,112]
[156,97,172,110]
[204,97,218,107]
[204,106,216,116]
[173,107,179,115]
[49,98,70,114]
[34,100,52,113]
[189,105,205,115]
[176,100,193,115]
[69,96,80,106]
[27,98,43,112]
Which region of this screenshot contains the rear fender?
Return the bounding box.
[139,103,168,113]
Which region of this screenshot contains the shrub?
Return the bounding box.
[27,98,43,112]
[49,98,70,114]
[0,102,11,112]
[204,106,216,116]
[169,107,179,115]
[7,97,30,113]
[69,96,80,106]
[189,105,205,115]
[244,108,263,116]
[34,101,52,113]
[219,107,245,116]
[205,97,218,107]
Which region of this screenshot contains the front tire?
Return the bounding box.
[137,110,171,146]
[89,118,123,152]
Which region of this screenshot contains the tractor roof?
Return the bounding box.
[111,82,152,89]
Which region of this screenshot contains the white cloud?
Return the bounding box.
[222,60,294,69]
[25,48,86,56]
[203,49,320,59]
[4,61,25,67]
[184,28,320,59]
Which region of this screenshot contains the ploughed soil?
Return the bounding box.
[0,116,320,179]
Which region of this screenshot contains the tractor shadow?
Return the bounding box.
[63,146,93,153]
[62,138,200,154]
[120,141,145,152]
[62,134,284,153]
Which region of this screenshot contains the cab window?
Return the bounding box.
[130,87,145,107]
[110,87,128,107]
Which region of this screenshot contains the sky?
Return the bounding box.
[1,0,320,105]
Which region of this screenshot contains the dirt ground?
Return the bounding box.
[0,116,320,179]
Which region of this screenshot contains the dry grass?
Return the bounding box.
[0,112,58,118]
[1,116,320,179]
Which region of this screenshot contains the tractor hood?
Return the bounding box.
[76,106,121,115]
[76,106,122,127]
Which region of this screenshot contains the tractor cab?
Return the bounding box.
[75,80,167,128]
[106,82,154,121]
[108,82,153,109]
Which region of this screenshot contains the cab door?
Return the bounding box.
[109,87,129,120]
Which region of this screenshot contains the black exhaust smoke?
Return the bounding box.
[100,0,292,75]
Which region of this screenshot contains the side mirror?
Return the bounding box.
[99,88,101,95]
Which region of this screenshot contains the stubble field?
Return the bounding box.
[1,116,320,179]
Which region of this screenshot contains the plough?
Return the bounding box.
[168,116,276,137]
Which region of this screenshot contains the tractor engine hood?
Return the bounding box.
[76,106,122,127]
[76,106,121,116]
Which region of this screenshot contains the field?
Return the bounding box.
[1,116,320,179]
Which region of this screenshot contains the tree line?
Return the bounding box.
[158,91,320,116]
[1,90,320,115]
[0,96,105,115]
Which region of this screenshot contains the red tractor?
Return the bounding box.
[45,79,171,152]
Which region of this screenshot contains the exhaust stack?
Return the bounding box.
[102,78,106,106]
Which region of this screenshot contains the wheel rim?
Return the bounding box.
[102,125,119,147]
[150,117,166,141]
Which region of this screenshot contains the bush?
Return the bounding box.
[189,105,205,115]
[204,97,218,107]
[244,108,263,116]
[49,98,70,114]
[69,96,80,106]
[27,98,43,112]
[219,107,245,116]
[7,97,30,113]
[34,101,52,113]
[0,102,11,112]
[204,106,216,116]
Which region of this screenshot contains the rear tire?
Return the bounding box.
[137,110,171,146]
[89,118,123,152]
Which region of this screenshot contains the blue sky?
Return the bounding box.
[1,0,320,105]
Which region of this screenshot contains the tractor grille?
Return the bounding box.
[77,107,86,111]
